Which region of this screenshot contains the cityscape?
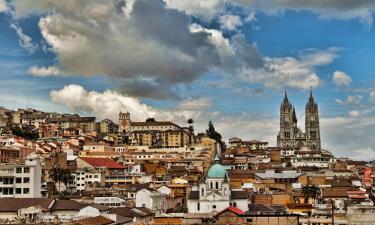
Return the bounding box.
[1,0,375,225]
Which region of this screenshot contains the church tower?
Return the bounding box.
[305,90,321,150]
[277,91,297,147]
[119,111,131,133]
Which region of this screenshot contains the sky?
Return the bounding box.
[1,0,375,160]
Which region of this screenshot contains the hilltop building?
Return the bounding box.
[277,90,321,150]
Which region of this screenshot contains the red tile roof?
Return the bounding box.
[80,157,124,169]
[216,206,245,217]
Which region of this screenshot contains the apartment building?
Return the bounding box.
[0,154,42,198]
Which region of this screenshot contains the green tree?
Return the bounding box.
[187,118,194,146]
[302,185,321,204]
[49,166,73,194]
[206,121,222,144]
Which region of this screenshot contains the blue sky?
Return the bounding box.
[1,0,375,160]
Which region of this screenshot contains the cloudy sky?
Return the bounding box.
[1,0,375,160]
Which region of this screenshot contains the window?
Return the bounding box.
[23,177,30,183]
[23,188,29,194]
[16,178,22,183]
[94,175,98,178]
[285,132,290,138]
[23,167,30,173]
[215,182,219,189]
[16,188,22,194]
[197,202,200,211]
[16,167,22,173]
[213,205,216,209]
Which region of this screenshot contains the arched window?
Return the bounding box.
[210,182,213,189]
[216,182,219,189]
[201,188,204,195]
[197,202,200,211]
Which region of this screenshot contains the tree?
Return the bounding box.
[206,121,222,144]
[146,118,156,122]
[302,185,321,204]
[187,118,194,146]
[49,166,73,194]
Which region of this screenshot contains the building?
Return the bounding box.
[135,188,167,214]
[99,119,118,134]
[0,146,20,163]
[277,91,321,150]
[0,154,42,198]
[118,111,131,133]
[187,158,249,214]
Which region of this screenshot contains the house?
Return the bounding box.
[214,206,246,225]
[109,207,154,224]
[135,188,167,214]
[76,157,125,171]
[0,198,84,223]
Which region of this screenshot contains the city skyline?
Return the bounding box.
[1,0,375,160]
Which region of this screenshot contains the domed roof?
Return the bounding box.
[207,163,228,179]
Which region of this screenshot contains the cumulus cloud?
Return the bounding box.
[49,84,276,142]
[10,0,265,99]
[28,65,64,77]
[332,71,352,86]
[219,14,243,31]
[10,24,38,53]
[238,48,338,89]
[164,0,225,20]
[321,115,375,160]
[0,0,7,12]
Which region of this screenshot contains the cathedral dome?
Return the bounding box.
[207,164,228,179]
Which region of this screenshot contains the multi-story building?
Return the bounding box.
[277,91,321,150]
[0,154,42,198]
[46,115,97,132]
[99,119,119,134]
[73,169,104,191]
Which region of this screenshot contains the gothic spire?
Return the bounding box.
[292,106,297,124]
[283,89,289,104]
[309,87,315,103]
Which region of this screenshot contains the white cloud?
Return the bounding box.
[189,23,235,56]
[178,97,211,111]
[0,0,7,12]
[219,14,243,31]
[11,0,264,99]
[49,84,276,143]
[10,24,38,53]
[163,0,225,20]
[28,66,64,77]
[336,95,363,106]
[239,48,338,89]
[369,91,375,101]
[332,71,352,86]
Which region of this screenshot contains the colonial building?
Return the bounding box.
[187,158,249,214]
[277,91,321,150]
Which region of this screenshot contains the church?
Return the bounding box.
[277,90,321,150]
[187,157,249,213]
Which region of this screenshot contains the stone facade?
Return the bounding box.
[277,91,321,150]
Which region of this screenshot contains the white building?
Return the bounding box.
[187,161,249,214]
[135,188,167,214]
[0,154,42,198]
[72,169,103,191]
